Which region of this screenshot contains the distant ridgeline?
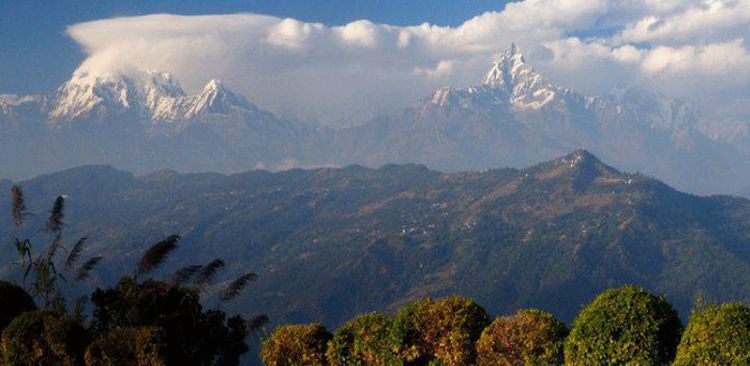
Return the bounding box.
[3,149,750,338]
[2,45,750,195]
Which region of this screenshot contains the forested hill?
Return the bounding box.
[3,150,750,327]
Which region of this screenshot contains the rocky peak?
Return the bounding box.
[184,79,254,118]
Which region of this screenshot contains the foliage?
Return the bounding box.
[135,234,180,278]
[476,308,568,366]
[261,323,332,366]
[564,285,683,366]
[392,295,490,366]
[84,326,167,366]
[673,302,750,366]
[1,309,90,366]
[0,281,36,334]
[4,186,259,365]
[326,312,402,366]
[7,186,100,309]
[90,276,248,366]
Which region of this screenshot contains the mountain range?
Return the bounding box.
[2,44,749,195]
[4,150,750,329]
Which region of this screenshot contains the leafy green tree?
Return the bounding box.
[476,308,568,366]
[0,281,36,334]
[392,295,490,366]
[1,309,90,366]
[564,285,683,366]
[326,312,402,366]
[84,326,167,366]
[90,277,249,366]
[673,302,750,366]
[261,323,332,366]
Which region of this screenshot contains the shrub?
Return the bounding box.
[326,312,402,366]
[90,277,248,366]
[673,302,750,365]
[564,285,683,366]
[392,295,490,366]
[84,326,167,366]
[0,280,36,333]
[261,323,332,366]
[1,310,90,366]
[476,308,568,366]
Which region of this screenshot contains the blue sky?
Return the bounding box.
[0,0,511,94]
[2,0,749,124]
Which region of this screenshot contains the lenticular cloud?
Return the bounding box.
[66,0,750,125]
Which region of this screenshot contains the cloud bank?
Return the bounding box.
[67,0,750,125]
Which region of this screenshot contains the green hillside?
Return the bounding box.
[3,150,750,327]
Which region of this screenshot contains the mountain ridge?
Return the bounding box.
[1,44,749,195]
[4,151,750,328]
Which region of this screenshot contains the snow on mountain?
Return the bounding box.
[0,94,44,106]
[430,43,588,112]
[50,70,186,121]
[482,43,561,109]
[183,79,255,119]
[49,70,253,123]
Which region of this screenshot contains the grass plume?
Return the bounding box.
[75,256,102,282]
[136,235,181,278]
[64,236,88,270]
[219,272,257,303]
[11,185,28,226]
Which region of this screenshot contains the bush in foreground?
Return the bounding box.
[261,323,332,366]
[673,302,750,365]
[476,308,568,366]
[393,295,490,366]
[84,326,167,366]
[91,277,248,366]
[1,310,90,366]
[326,312,401,366]
[0,281,36,334]
[564,285,682,366]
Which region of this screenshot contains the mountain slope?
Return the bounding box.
[332,44,747,194]
[4,151,750,328]
[1,44,749,194]
[0,70,331,180]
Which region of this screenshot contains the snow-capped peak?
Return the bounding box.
[184,79,254,118]
[427,43,569,111]
[483,43,526,87]
[482,43,560,109]
[48,69,258,123]
[50,70,186,121]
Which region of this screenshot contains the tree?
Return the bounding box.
[476,308,568,366]
[1,309,90,366]
[392,296,490,366]
[326,312,402,366]
[90,277,248,366]
[84,326,167,366]
[0,281,36,334]
[261,323,332,366]
[673,302,750,365]
[564,285,683,366]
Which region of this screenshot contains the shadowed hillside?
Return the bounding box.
[3,150,750,328]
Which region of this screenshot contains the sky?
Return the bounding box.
[2,0,749,125]
[0,0,511,95]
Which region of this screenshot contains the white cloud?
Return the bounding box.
[641,40,750,76]
[65,0,750,125]
[619,0,750,43]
